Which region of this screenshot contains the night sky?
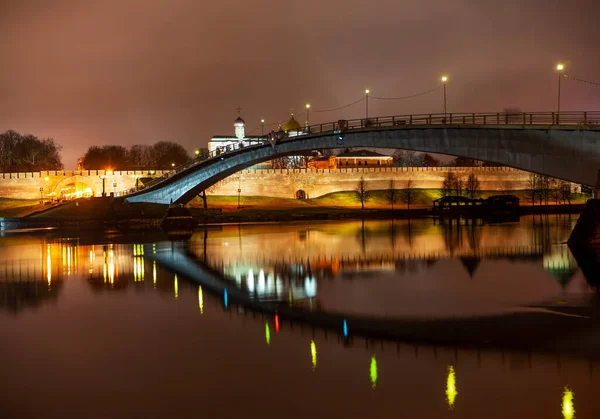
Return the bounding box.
[1,0,599,168]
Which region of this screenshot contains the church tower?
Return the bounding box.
[234,107,245,140]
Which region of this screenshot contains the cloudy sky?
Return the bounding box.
[1,0,599,168]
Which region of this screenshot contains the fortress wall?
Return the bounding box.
[0,166,565,201]
[0,170,169,200]
[208,167,534,199]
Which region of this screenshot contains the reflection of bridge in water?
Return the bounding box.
[147,243,599,354]
[191,242,579,301]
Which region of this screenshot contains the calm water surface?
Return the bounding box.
[1,215,599,418]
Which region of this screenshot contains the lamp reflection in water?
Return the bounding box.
[265,323,270,345]
[446,365,458,410]
[370,356,378,389]
[198,286,204,314]
[562,387,575,419]
[310,340,317,371]
[174,274,179,299]
[47,244,52,286]
[274,314,280,333]
[153,261,157,288]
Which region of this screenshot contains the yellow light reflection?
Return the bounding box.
[103,251,107,283]
[46,245,51,285]
[265,322,271,345]
[89,250,93,263]
[153,261,157,288]
[446,365,458,410]
[370,356,378,389]
[198,286,204,314]
[562,387,575,419]
[67,246,71,275]
[310,340,317,371]
[174,274,179,299]
[108,249,115,285]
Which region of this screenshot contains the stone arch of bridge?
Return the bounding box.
[125,126,600,205]
[50,174,96,198]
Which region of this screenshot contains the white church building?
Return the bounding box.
[207,112,306,155]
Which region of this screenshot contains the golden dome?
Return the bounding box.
[283,114,302,132]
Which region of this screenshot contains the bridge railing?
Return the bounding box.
[301,111,600,135]
[126,111,600,195]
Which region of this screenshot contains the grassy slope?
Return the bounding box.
[3,189,589,220]
[0,198,45,217]
[192,189,590,210]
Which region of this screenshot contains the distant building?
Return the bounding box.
[336,150,393,168]
[208,111,308,156]
[308,155,337,169]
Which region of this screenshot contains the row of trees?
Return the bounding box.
[440,172,482,200]
[525,173,573,206]
[355,176,420,210]
[0,130,63,172]
[81,142,190,170]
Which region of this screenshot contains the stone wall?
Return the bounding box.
[208,167,535,199]
[0,166,576,201]
[0,170,169,200]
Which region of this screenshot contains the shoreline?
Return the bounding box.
[0,203,585,231]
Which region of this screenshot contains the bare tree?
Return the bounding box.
[393,150,422,167]
[441,172,454,198]
[441,171,456,198]
[355,176,369,209]
[399,179,419,209]
[386,179,397,210]
[454,175,464,197]
[559,181,572,206]
[539,175,552,206]
[465,173,481,200]
[525,173,541,205]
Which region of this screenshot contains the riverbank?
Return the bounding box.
[0,195,586,231]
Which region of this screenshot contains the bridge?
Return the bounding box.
[125,111,600,204]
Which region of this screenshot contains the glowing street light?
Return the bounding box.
[557,63,565,116]
[365,89,370,120]
[261,119,265,136]
[441,76,448,116]
[194,149,200,156]
[305,104,311,126]
[171,163,175,168]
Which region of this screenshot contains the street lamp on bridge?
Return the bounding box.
[365,89,370,120]
[441,76,448,116]
[305,104,310,126]
[261,119,265,136]
[556,63,565,116]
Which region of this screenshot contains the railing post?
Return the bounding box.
[530,114,533,124]
[505,114,508,124]
[496,113,500,124]
[472,113,475,124]
[483,115,486,124]
[449,113,452,124]
[522,113,526,125]
[552,112,555,125]
[409,115,412,124]
[462,116,466,124]
[428,114,432,124]
[584,112,588,125]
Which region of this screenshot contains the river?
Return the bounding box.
[0,214,598,418]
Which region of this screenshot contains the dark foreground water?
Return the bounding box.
[1,215,599,418]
